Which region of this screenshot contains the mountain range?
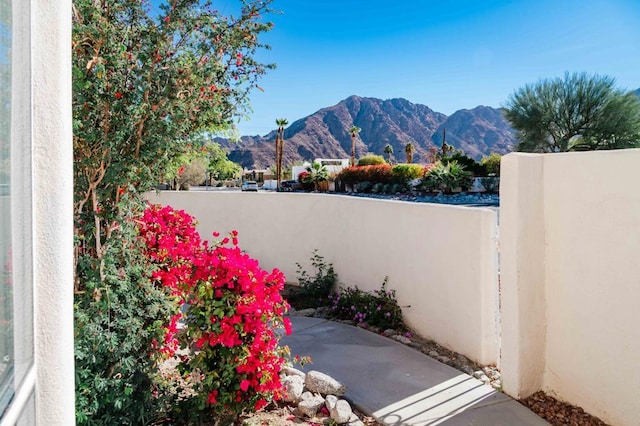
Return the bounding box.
[217,91,640,169]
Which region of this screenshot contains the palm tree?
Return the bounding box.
[383,143,394,164]
[349,126,361,166]
[275,118,288,190]
[404,142,414,164]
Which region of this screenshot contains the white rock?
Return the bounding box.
[305,370,347,396]
[428,350,439,358]
[297,394,325,418]
[325,394,338,411]
[282,366,306,379]
[282,375,304,402]
[300,391,314,401]
[391,335,412,345]
[330,399,353,424]
[473,370,485,379]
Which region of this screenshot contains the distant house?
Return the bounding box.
[291,158,350,181]
[242,168,275,183]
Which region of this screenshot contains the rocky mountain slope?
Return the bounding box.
[216,95,517,169]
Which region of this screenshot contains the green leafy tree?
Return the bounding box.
[206,143,242,181]
[480,153,501,176]
[73,0,275,256]
[72,0,275,422]
[404,142,414,163]
[349,125,361,167]
[505,72,640,152]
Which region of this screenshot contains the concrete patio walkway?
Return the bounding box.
[280,316,548,426]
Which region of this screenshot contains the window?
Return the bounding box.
[0,0,35,421]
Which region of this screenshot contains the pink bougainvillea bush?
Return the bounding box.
[138,204,291,422]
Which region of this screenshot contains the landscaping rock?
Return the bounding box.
[428,350,439,358]
[382,329,397,337]
[391,335,412,345]
[282,366,306,379]
[282,375,304,402]
[325,394,338,411]
[297,394,325,418]
[305,371,347,396]
[330,399,353,424]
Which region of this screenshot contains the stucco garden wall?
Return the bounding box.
[147,191,500,365]
[501,149,640,426]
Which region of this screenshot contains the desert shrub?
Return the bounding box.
[442,151,485,176]
[177,157,208,189]
[391,183,406,194]
[480,176,500,193]
[138,204,291,424]
[421,160,473,193]
[382,183,393,194]
[328,278,405,330]
[287,251,338,309]
[480,153,501,176]
[391,164,423,184]
[75,202,178,425]
[357,154,386,166]
[355,181,373,193]
[370,182,384,193]
[337,164,393,187]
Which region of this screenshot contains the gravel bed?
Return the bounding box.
[519,391,609,426]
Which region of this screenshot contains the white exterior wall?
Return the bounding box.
[32,0,75,424]
[147,191,500,365]
[501,149,640,426]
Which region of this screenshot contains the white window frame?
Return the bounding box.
[0,0,74,424]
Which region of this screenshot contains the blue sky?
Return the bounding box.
[163,0,640,136]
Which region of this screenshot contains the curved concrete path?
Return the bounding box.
[280,316,548,426]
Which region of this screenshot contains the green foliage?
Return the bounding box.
[357,154,386,166]
[383,143,394,163]
[328,278,405,330]
[404,142,415,163]
[479,153,501,176]
[74,203,177,425]
[289,251,338,309]
[391,164,424,184]
[72,1,275,423]
[421,160,473,194]
[505,72,640,152]
[355,181,373,193]
[305,161,329,190]
[441,151,484,176]
[480,176,500,194]
[207,143,243,181]
[73,0,275,255]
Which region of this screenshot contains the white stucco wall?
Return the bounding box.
[32,0,75,424]
[147,191,500,365]
[501,149,640,426]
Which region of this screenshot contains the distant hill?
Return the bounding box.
[634,88,640,98]
[216,95,516,169]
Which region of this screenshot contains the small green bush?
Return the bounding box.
[391,164,423,184]
[328,278,405,330]
[289,251,338,309]
[480,153,501,176]
[421,160,473,193]
[370,182,384,194]
[357,154,386,166]
[355,181,373,193]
